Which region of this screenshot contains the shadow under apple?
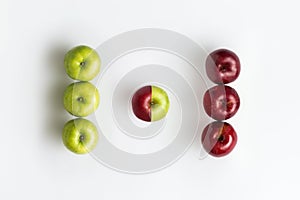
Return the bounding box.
[44,44,71,147]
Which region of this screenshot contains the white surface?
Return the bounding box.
[1,0,299,199]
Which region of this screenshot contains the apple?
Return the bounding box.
[62,118,99,154]
[64,45,101,81]
[206,49,240,84]
[63,81,100,117]
[203,85,240,120]
[131,85,170,122]
[201,121,237,157]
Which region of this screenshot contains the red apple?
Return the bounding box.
[206,49,240,84]
[201,121,237,157]
[131,85,170,122]
[203,85,240,120]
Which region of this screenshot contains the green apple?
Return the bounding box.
[151,86,170,121]
[63,81,100,117]
[62,118,98,154]
[64,45,101,81]
[131,85,170,122]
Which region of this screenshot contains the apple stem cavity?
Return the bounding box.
[77,97,84,102]
[218,135,225,142]
[80,61,86,67]
[79,134,85,142]
[219,63,230,72]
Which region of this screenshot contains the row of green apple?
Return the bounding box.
[62,45,101,154]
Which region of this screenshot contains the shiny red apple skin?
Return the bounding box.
[206,49,240,84]
[131,86,152,122]
[201,121,237,157]
[203,85,240,120]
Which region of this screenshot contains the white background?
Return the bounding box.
[1,0,299,199]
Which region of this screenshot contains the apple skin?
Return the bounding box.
[151,86,170,121]
[131,85,170,122]
[206,49,240,84]
[203,85,240,120]
[201,121,237,157]
[62,118,98,154]
[64,45,101,81]
[63,82,100,117]
[131,86,151,121]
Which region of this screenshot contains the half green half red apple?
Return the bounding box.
[131,85,170,122]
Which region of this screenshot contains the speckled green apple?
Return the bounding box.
[63,82,100,117]
[62,118,98,154]
[64,45,101,81]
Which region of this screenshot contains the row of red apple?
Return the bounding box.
[202,49,241,157]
